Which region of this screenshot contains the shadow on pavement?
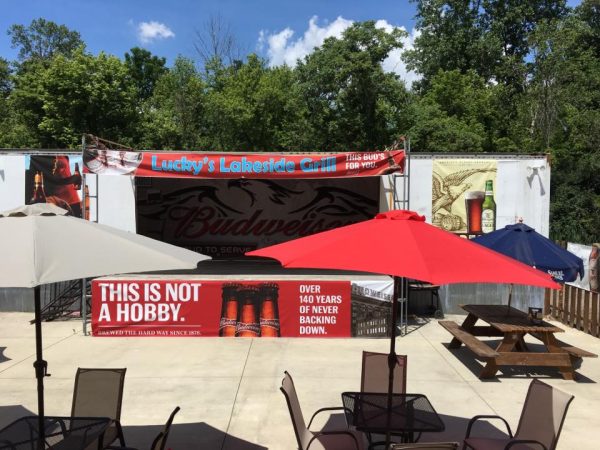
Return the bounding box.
[322,411,507,447]
[123,422,268,450]
[0,405,35,428]
[440,342,595,383]
[0,347,10,363]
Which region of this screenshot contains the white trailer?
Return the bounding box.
[0,150,551,314]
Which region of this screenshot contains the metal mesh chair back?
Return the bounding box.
[280,371,314,450]
[361,351,407,394]
[71,368,126,420]
[514,379,574,450]
[150,407,180,450]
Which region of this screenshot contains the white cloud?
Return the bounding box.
[260,16,353,67]
[137,21,175,44]
[259,16,421,86]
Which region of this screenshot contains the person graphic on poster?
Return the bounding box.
[25,155,83,217]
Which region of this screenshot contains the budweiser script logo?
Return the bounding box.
[219,317,237,329]
[167,206,359,239]
[259,318,280,329]
[235,322,261,334]
[137,180,378,242]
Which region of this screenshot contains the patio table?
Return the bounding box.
[443,304,597,380]
[0,416,111,450]
[341,392,444,447]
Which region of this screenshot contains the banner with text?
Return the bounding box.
[83,148,405,179]
[91,279,352,337]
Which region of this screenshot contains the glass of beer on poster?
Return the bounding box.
[465,191,484,234]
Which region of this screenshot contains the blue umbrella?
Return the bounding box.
[473,223,584,283]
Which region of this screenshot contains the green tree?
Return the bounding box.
[5,59,47,146]
[295,21,409,150]
[407,70,495,152]
[405,0,567,91]
[404,0,495,88]
[0,57,10,96]
[141,56,205,149]
[527,11,600,242]
[203,55,307,151]
[124,47,167,102]
[19,49,138,147]
[8,18,84,62]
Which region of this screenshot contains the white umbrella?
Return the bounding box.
[0,204,210,447]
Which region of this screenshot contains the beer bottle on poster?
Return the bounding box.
[84,185,90,220]
[236,286,260,337]
[481,180,496,233]
[31,172,47,204]
[219,283,240,337]
[259,283,280,337]
[73,163,82,190]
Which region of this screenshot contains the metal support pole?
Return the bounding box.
[81,278,87,336]
[385,277,400,449]
[33,286,47,449]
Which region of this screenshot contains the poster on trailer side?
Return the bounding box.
[82,149,405,179]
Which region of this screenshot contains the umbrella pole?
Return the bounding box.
[33,286,46,450]
[385,276,400,448]
[507,283,514,314]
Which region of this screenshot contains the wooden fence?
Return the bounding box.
[545,284,600,338]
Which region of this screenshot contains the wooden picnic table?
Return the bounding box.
[440,304,597,380]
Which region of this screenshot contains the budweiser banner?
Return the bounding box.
[135,177,379,258]
[91,279,352,337]
[431,159,497,234]
[83,148,405,179]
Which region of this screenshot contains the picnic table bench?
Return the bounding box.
[440,304,597,380]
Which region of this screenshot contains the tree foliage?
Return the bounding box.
[295,21,409,150]
[8,18,84,62]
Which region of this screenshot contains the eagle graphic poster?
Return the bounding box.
[432,159,497,234]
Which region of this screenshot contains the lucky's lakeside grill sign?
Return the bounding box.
[83,149,405,178]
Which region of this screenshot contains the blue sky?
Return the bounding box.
[0,0,417,63]
[0,0,582,83]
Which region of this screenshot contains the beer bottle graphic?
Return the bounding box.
[259,283,280,337]
[84,185,90,220]
[73,162,82,190]
[481,180,496,233]
[31,172,47,204]
[219,283,240,337]
[235,286,260,337]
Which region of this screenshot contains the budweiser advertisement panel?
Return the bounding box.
[91,278,394,337]
[134,177,380,258]
[92,279,353,337]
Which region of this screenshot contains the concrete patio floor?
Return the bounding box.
[1,312,599,449]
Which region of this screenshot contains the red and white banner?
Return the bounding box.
[83,149,405,179]
[91,279,352,337]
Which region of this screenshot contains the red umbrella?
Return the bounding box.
[247,210,559,446]
[248,210,560,287]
